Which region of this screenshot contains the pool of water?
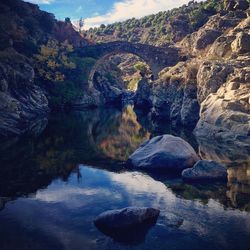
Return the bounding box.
[0,106,249,250]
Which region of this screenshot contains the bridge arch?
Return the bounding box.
[88,52,153,89]
[78,41,180,88]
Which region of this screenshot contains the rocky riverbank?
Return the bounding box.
[135,4,250,143]
[0,49,49,136]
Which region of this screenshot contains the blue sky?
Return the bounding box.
[25,0,204,28]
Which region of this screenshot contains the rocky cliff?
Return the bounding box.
[139,1,250,144]
[0,49,49,136]
[0,0,88,136]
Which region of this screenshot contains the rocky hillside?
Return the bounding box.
[86,0,224,46]
[135,0,250,146]
[0,0,89,136]
[0,0,250,144]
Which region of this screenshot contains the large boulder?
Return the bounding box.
[194,29,222,50]
[195,61,250,141]
[182,160,228,181]
[207,35,236,58]
[94,207,160,244]
[231,32,250,54]
[128,135,199,171]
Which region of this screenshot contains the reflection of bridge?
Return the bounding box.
[77,41,181,87]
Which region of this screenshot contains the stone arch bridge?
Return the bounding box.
[77,41,181,87]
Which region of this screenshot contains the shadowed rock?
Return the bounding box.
[94,207,160,245]
[128,135,199,172]
[182,160,228,182]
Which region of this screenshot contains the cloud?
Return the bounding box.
[84,0,204,29]
[76,5,83,13]
[25,0,54,4]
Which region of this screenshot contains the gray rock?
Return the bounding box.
[180,85,200,127]
[134,78,152,109]
[150,62,199,127]
[0,55,49,137]
[195,63,250,141]
[197,61,234,104]
[208,35,235,58]
[231,32,250,54]
[128,135,199,171]
[182,160,228,181]
[94,207,160,245]
[195,29,222,50]
[94,207,160,229]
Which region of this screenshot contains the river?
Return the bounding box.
[0,106,249,250]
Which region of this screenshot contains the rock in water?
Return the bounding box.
[182,160,228,181]
[94,207,160,245]
[94,207,160,229]
[128,135,199,171]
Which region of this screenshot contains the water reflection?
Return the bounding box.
[227,164,250,211]
[93,106,150,161]
[0,106,250,211]
[197,138,250,166]
[0,106,250,249]
[0,165,250,250]
[0,106,150,203]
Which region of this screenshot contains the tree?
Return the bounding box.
[134,63,148,77]
[79,17,84,31]
[35,39,76,83]
[65,17,71,23]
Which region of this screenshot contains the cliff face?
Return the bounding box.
[194,15,250,142]
[0,0,89,136]
[0,49,49,136]
[142,3,250,144]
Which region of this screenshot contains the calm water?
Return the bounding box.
[0,106,250,250]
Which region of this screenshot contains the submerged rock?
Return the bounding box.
[94,207,160,245]
[128,135,199,171]
[94,207,160,229]
[182,160,228,181]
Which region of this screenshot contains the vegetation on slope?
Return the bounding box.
[85,0,225,46]
[0,0,93,109]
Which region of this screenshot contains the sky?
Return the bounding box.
[25,0,204,29]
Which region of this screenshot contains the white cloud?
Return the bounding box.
[25,0,54,4]
[84,0,204,29]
